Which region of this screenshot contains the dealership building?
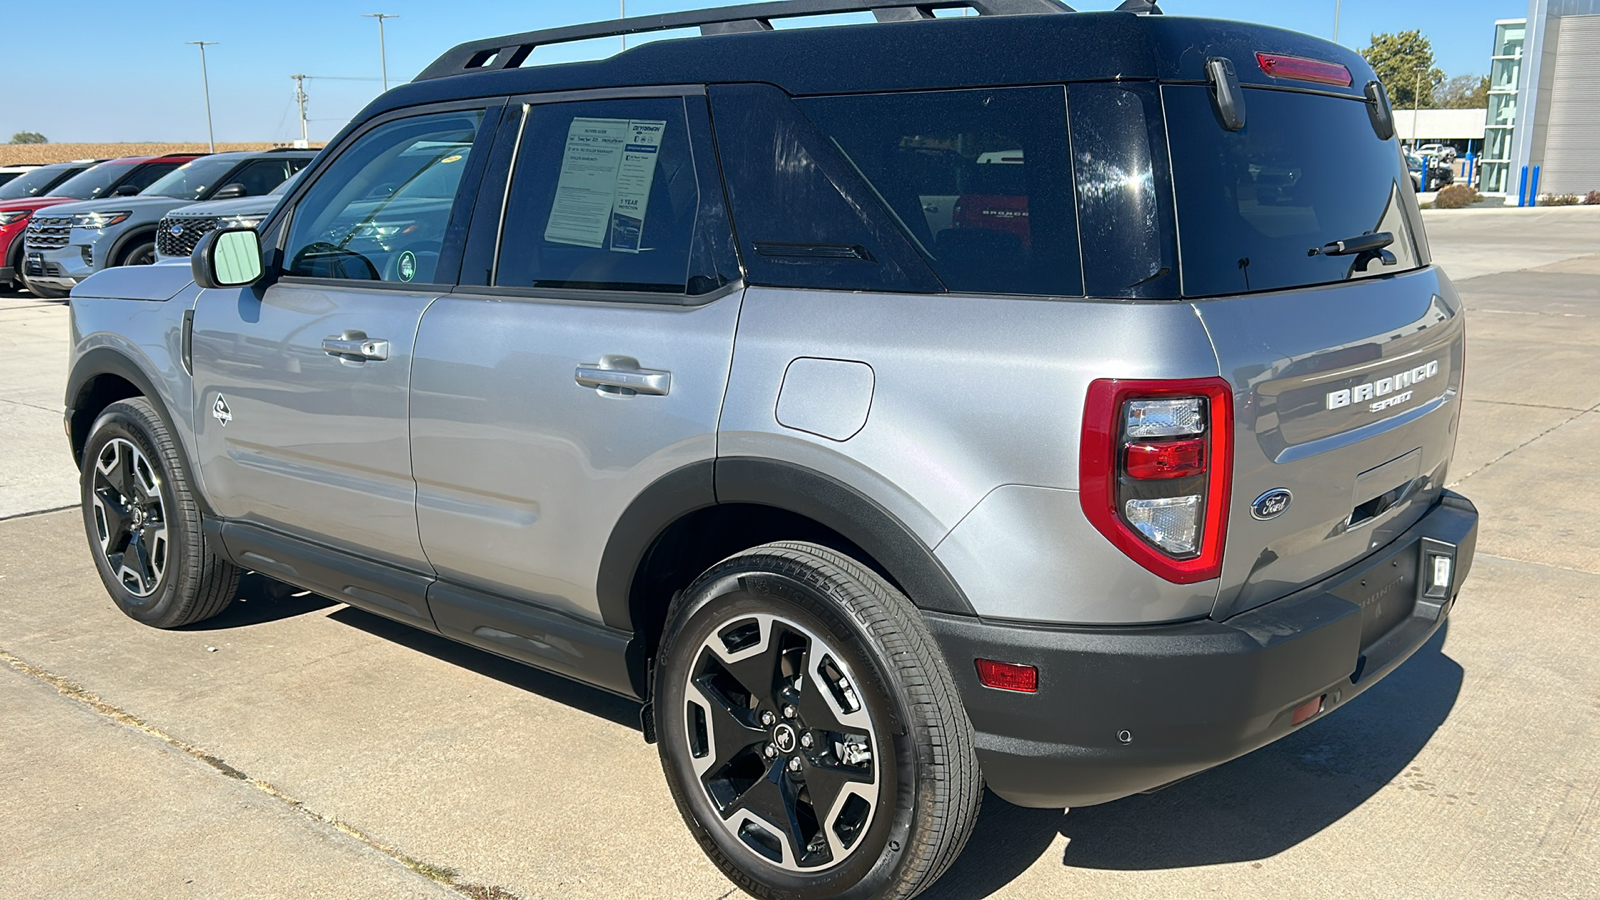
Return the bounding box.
[1479,0,1600,197]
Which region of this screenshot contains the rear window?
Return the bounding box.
[1164,86,1425,297]
[797,86,1083,296]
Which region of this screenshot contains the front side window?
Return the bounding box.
[121,162,181,194]
[144,157,253,202]
[798,86,1084,297]
[284,109,485,283]
[225,158,304,196]
[495,97,699,293]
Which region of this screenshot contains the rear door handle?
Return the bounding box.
[575,359,671,396]
[322,335,390,361]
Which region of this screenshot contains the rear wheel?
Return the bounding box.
[80,398,239,628]
[655,542,981,900]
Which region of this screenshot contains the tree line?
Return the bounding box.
[1363,30,1489,110]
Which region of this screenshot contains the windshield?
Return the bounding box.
[1165,86,1426,297]
[42,162,133,201]
[142,157,242,201]
[0,165,75,200]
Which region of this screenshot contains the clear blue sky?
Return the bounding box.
[0,0,1527,144]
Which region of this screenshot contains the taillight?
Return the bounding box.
[1080,378,1233,584]
[1256,52,1354,87]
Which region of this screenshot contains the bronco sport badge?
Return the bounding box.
[211,394,232,426]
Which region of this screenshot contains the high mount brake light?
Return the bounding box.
[1256,52,1353,87]
[1080,378,1234,584]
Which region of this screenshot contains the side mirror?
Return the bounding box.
[113,184,141,197]
[211,182,248,200]
[192,228,264,289]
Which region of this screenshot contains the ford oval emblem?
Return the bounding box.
[1251,489,1292,521]
[169,224,184,236]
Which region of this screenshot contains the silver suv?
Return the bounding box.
[63,3,1477,898]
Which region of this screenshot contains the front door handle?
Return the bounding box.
[575,357,671,396]
[322,334,390,361]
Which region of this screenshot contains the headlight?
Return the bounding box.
[0,210,29,226]
[72,211,132,229]
[217,214,266,230]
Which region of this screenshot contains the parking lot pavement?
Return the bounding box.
[0,287,76,520]
[1,208,1598,899]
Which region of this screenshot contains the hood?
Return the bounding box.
[72,258,195,302]
[0,196,79,214]
[166,193,283,219]
[40,195,192,218]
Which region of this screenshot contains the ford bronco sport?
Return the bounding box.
[65,2,1477,897]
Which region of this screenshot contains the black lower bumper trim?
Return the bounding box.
[925,491,1478,809]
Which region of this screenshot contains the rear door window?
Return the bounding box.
[494,97,705,294]
[797,86,1083,296]
[1164,86,1425,297]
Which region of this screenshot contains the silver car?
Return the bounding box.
[62,4,1477,899]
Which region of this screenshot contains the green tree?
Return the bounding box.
[1437,74,1490,109]
[9,131,47,144]
[1361,31,1445,109]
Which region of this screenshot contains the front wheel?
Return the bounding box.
[655,542,982,900]
[80,398,240,628]
[118,240,156,267]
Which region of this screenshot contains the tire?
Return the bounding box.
[654,542,982,900]
[117,240,156,267]
[80,398,239,628]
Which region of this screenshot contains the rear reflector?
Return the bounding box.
[1292,695,1326,725]
[1256,52,1353,87]
[1124,439,1206,480]
[976,659,1038,693]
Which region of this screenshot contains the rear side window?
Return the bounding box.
[1164,86,1425,297]
[495,97,700,293]
[798,87,1083,296]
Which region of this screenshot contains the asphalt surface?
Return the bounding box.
[2,207,1599,899]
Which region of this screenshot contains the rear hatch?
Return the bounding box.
[1160,66,1465,620]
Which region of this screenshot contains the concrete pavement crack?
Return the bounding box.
[0,396,63,414]
[1449,406,1596,488]
[0,646,528,900]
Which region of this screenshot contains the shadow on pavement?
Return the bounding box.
[178,573,336,630]
[924,625,1461,898]
[326,604,644,732]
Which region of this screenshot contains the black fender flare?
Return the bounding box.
[65,348,209,515]
[596,457,975,633]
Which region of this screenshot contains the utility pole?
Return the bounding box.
[290,74,310,147]
[186,41,218,153]
[362,13,398,91]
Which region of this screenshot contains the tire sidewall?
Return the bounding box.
[80,401,194,625]
[656,557,923,900]
[119,241,156,268]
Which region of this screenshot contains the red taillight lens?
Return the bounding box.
[1256,52,1353,87]
[1124,439,1207,480]
[1080,378,1234,584]
[975,659,1038,693]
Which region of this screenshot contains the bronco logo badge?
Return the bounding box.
[211,394,232,426]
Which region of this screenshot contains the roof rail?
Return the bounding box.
[415,0,1073,82]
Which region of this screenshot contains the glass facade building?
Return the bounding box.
[1481,20,1525,194]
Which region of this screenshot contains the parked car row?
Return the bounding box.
[0,149,313,296]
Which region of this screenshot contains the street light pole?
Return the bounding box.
[184,40,217,151]
[1413,66,1426,146]
[1333,0,1341,44]
[362,13,398,92]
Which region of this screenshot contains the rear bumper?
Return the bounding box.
[925,490,1477,809]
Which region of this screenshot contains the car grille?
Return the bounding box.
[25,215,71,251]
[156,215,217,258]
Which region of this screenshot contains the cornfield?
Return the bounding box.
[0,143,322,166]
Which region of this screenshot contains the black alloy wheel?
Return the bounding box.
[80,398,239,628]
[656,542,982,900]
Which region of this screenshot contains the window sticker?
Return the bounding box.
[543,117,667,253]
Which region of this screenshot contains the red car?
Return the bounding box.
[0,154,202,290]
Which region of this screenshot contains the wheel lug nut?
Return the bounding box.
[763,743,776,759]
[760,711,776,726]
[782,704,797,719]
[788,757,802,773]
[800,733,814,749]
